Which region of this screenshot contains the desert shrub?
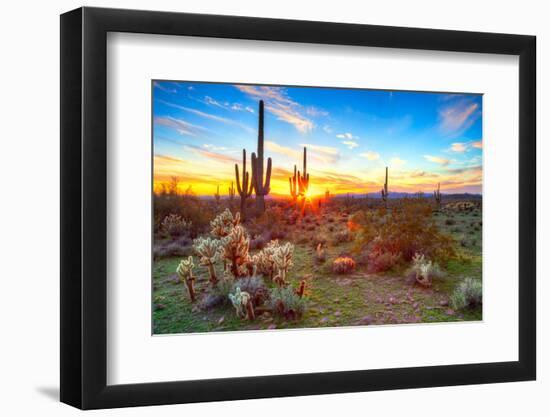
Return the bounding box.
[312,233,329,248]
[153,239,193,259]
[269,286,307,320]
[161,214,191,237]
[353,199,456,264]
[406,253,445,287]
[332,229,353,245]
[367,249,402,273]
[445,218,456,226]
[270,226,288,240]
[154,191,213,236]
[450,278,482,310]
[250,232,270,250]
[332,256,356,274]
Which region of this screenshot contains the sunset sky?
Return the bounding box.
[153,81,482,197]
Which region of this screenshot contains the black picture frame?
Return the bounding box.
[60,6,536,410]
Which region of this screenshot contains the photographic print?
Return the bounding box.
[152,81,483,335]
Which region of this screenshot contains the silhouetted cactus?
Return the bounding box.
[289,165,298,202]
[298,147,309,198]
[251,100,272,214]
[434,182,442,211]
[235,149,254,219]
[381,166,389,207]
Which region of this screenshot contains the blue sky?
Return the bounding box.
[153,81,482,195]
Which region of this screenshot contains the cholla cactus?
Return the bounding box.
[176,256,196,302]
[228,287,254,320]
[193,237,222,287]
[210,208,241,238]
[409,253,440,287]
[161,214,191,237]
[272,242,294,287]
[252,239,280,280]
[221,225,250,278]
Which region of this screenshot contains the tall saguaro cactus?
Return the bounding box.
[251,100,272,214]
[235,149,254,219]
[298,147,309,197]
[289,165,298,202]
[434,182,442,211]
[381,166,389,207]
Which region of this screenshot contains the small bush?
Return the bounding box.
[269,286,307,320]
[332,256,356,274]
[445,218,456,226]
[450,278,482,310]
[332,229,353,245]
[353,199,456,263]
[367,249,402,273]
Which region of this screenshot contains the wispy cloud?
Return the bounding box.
[306,106,329,117]
[154,116,207,137]
[153,81,177,94]
[265,141,301,160]
[184,145,239,164]
[203,144,228,152]
[342,140,359,149]
[323,125,333,134]
[336,132,360,149]
[439,99,480,136]
[360,151,380,161]
[301,143,340,163]
[157,99,254,133]
[203,96,255,114]
[389,157,407,169]
[235,85,314,132]
[424,155,451,166]
[336,132,358,140]
[449,142,467,153]
[472,140,482,149]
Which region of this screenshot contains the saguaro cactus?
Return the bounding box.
[381,166,389,207]
[434,182,442,211]
[251,100,272,214]
[289,165,298,202]
[297,147,309,198]
[235,149,254,219]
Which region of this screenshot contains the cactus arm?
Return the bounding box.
[235,163,243,195]
[264,157,272,193]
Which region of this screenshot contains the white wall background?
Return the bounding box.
[0,0,545,415]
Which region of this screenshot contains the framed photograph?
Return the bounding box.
[60,6,536,409]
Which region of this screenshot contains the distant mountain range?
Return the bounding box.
[335,192,482,200]
[195,192,482,200]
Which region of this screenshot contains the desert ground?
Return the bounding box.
[152,192,482,334]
